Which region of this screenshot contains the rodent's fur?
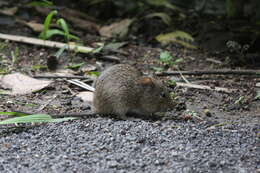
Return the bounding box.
[93,64,173,119]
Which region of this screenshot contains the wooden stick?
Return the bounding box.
[66,79,95,92]
[32,75,93,80]
[0,33,94,53]
[176,82,235,93]
[156,70,260,76]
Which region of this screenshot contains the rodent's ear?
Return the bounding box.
[139,77,154,86]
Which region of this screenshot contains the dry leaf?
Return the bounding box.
[104,42,128,51]
[76,91,94,103]
[0,7,18,15]
[145,12,171,25]
[25,21,44,32]
[0,73,52,95]
[15,19,44,32]
[80,64,97,73]
[99,19,134,38]
[48,69,78,76]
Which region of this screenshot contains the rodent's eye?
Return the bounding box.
[160,92,166,98]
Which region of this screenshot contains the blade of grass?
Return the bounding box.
[45,29,65,39]
[0,114,78,125]
[57,18,69,41]
[49,117,78,122]
[0,111,29,117]
[39,10,58,40]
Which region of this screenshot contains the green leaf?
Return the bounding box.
[145,12,171,25]
[48,117,78,122]
[92,45,104,53]
[32,65,48,71]
[57,19,69,36]
[175,58,183,63]
[160,51,173,63]
[145,0,181,11]
[39,10,58,40]
[146,0,169,6]
[0,114,51,124]
[67,34,80,41]
[0,114,77,125]
[56,18,79,41]
[57,18,69,41]
[168,79,177,86]
[152,67,164,72]
[45,29,65,39]
[27,0,53,7]
[235,96,245,104]
[53,46,67,58]
[156,31,197,49]
[65,62,85,69]
[0,111,29,117]
[88,71,100,77]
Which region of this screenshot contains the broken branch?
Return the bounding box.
[0,33,93,53]
[156,70,260,76]
[176,82,235,93]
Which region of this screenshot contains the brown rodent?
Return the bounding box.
[93,64,173,119]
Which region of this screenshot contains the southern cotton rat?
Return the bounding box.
[93,64,173,119]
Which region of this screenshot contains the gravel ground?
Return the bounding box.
[0,117,259,173]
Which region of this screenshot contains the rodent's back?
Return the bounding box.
[96,64,142,89]
[93,64,173,118]
[93,64,142,116]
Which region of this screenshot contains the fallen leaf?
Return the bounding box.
[76,91,94,103]
[0,73,52,95]
[104,42,128,51]
[145,0,180,11]
[156,30,197,49]
[145,12,171,25]
[99,19,134,38]
[80,64,97,73]
[25,21,44,32]
[51,69,78,75]
[0,7,18,15]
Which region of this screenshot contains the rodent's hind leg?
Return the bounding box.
[112,106,141,121]
[111,103,129,120]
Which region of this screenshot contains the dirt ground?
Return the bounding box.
[0,4,259,173]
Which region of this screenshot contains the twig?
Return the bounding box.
[206,58,222,64]
[176,82,235,93]
[177,67,190,84]
[66,79,95,92]
[36,94,58,112]
[100,55,121,63]
[33,75,95,91]
[32,75,93,81]
[0,33,93,53]
[156,70,260,76]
